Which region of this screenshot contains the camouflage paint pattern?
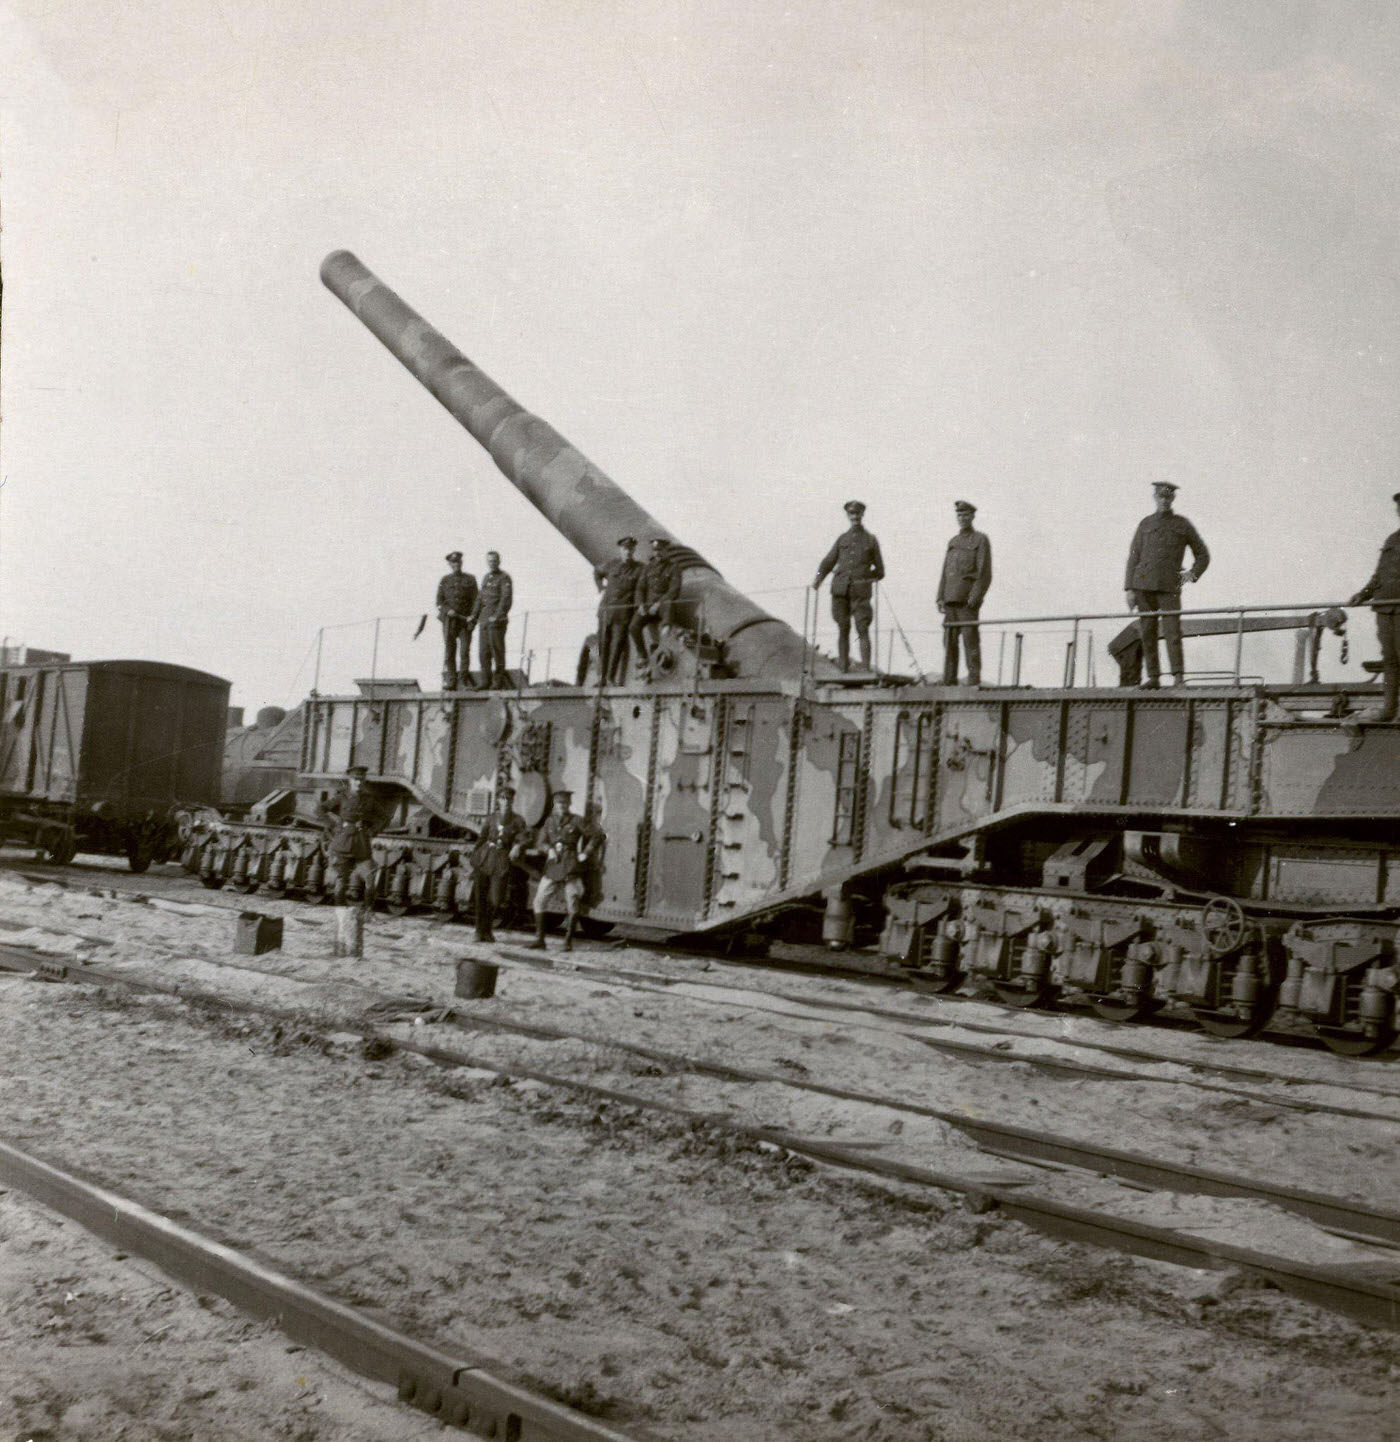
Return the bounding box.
[254,678,1400,936]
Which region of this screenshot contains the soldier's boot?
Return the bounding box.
[562,914,576,953]
[1365,674,1399,722]
[528,912,548,950]
[443,670,458,692]
[966,669,981,687]
[837,627,851,673]
[857,631,872,671]
[475,901,495,944]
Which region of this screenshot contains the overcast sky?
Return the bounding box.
[4,0,1399,706]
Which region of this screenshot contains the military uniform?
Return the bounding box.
[1125,509,1210,684]
[938,512,992,685]
[471,567,514,689]
[530,803,602,951]
[631,547,682,671]
[320,784,377,903]
[469,802,529,941]
[815,519,885,671]
[595,552,643,684]
[1351,514,1400,721]
[436,564,478,690]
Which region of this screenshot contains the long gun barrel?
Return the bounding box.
[320,251,815,681]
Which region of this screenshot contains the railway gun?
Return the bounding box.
[186,252,1400,1057]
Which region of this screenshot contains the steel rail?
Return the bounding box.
[11,859,1400,1084]
[0,1139,646,1442]
[10,936,1400,1239]
[7,944,1400,1331]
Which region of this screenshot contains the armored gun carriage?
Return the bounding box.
[189,254,1400,1056]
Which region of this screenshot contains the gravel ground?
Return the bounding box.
[0,1182,446,1442]
[1,969,1399,1441]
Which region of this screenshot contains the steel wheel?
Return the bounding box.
[1316,1026,1396,1058]
[908,970,963,996]
[1192,1007,1267,1040]
[1092,996,1156,1023]
[995,981,1055,1009]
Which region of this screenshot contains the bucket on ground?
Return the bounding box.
[455,958,499,999]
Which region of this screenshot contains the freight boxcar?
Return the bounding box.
[0,659,230,870]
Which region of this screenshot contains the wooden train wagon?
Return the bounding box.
[0,659,230,870]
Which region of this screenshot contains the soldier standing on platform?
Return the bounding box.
[813,500,885,672]
[469,784,530,942]
[1349,491,1400,722]
[937,501,992,686]
[436,551,477,691]
[1124,482,1210,688]
[319,764,377,905]
[632,538,682,677]
[471,550,514,690]
[528,789,599,952]
[594,535,643,684]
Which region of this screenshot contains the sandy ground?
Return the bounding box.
[0,1184,447,1442]
[2,863,1400,1438]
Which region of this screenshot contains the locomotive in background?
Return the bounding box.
[182,252,1400,1057]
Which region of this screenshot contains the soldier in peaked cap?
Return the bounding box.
[814,500,885,672]
[319,764,378,905]
[1349,491,1400,722]
[632,538,683,678]
[469,784,530,942]
[595,535,644,685]
[527,789,601,952]
[1124,482,1210,688]
[436,550,478,691]
[938,501,992,686]
[470,550,514,690]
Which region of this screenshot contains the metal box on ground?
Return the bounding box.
[236,912,283,955]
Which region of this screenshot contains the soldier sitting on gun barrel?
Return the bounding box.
[594,535,643,684]
[814,500,885,672]
[436,550,478,691]
[319,764,377,906]
[1349,489,1400,723]
[632,538,682,679]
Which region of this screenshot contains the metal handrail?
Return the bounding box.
[942,600,1354,629]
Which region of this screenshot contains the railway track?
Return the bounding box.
[10,854,1400,1115]
[0,1137,646,1441]
[7,936,1400,1335]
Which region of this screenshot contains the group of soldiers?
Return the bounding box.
[813,484,1400,714]
[593,535,683,684]
[320,769,602,951]
[436,549,514,690]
